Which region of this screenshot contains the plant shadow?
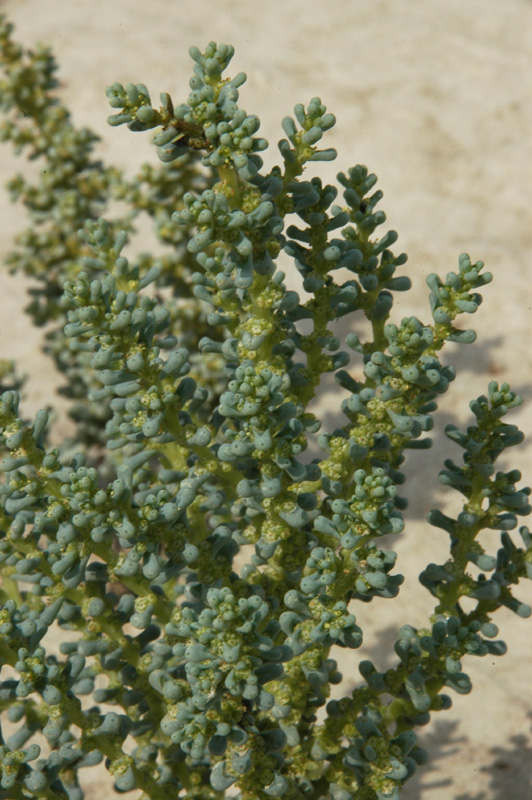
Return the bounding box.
[355,627,532,800]
[400,714,532,800]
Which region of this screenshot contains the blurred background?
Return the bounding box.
[0,1,531,797]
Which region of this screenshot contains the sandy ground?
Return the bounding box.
[0,0,531,798]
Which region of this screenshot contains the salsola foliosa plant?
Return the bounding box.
[0,16,531,800]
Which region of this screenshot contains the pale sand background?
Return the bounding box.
[0,0,531,797]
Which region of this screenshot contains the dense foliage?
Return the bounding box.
[0,16,530,800]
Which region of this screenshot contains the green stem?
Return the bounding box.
[218,164,243,207]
